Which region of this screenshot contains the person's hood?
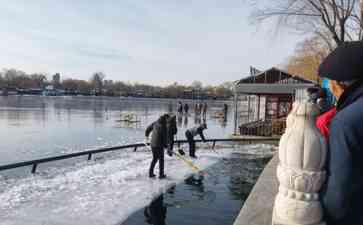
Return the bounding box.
[157,115,166,125]
[337,79,363,111]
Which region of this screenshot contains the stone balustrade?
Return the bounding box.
[234,101,327,225]
[273,102,327,225]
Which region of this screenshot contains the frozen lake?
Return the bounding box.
[0,96,233,164]
[0,95,275,225]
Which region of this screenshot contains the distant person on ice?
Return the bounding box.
[184,103,189,114]
[177,102,183,115]
[223,103,228,115]
[185,123,207,158]
[145,114,168,179]
[202,102,207,119]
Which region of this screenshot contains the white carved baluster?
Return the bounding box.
[272,102,327,225]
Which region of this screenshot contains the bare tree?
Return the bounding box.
[252,0,363,46]
[287,36,330,81]
[90,72,105,91]
[191,80,203,89]
[30,73,47,88]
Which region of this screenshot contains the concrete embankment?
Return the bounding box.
[233,155,278,225]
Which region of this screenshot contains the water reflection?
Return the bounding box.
[144,195,167,225]
[122,153,272,225]
[177,114,183,127]
[221,112,228,128]
[142,174,209,225]
[167,102,173,113]
[0,96,233,164]
[183,114,188,128]
[184,175,205,200]
[167,174,217,208]
[194,114,201,125]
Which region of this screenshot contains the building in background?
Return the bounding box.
[233,67,315,136]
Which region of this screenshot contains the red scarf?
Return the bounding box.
[316,107,337,140]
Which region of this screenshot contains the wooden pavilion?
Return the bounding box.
[233,67,315,136]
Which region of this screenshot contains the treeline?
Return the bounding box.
[0,69,233,99]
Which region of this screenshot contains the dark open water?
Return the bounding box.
[122,152,272,225]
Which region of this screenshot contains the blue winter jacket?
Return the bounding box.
[322,80,363,225]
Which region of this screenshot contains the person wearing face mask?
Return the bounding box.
[317,41,363,225]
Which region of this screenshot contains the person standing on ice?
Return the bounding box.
[184,103,189,115]
[202,102,207,119]
[145,114,168,179]
[177,102,183,115]
[185,123,207,158]
[166,115,177,156]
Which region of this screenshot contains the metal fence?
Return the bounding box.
[0,137,279,174]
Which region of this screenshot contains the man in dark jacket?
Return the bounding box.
[318,41,363,225]
[145,114,168,179]
[185,123,207,158]
[166,115,177,156]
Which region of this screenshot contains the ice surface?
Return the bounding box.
[0,144,275,225]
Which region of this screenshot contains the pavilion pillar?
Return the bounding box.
[276,97,281,119]
[257,95,260,120]
[233,89,239,135]
[264,96,268,120]
[272,102,327,225]
[247,95,251,122]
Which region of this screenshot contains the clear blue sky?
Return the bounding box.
[0,0,305,86]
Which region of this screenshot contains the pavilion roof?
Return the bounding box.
[237,67,315,85]
[235,67,316,95]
